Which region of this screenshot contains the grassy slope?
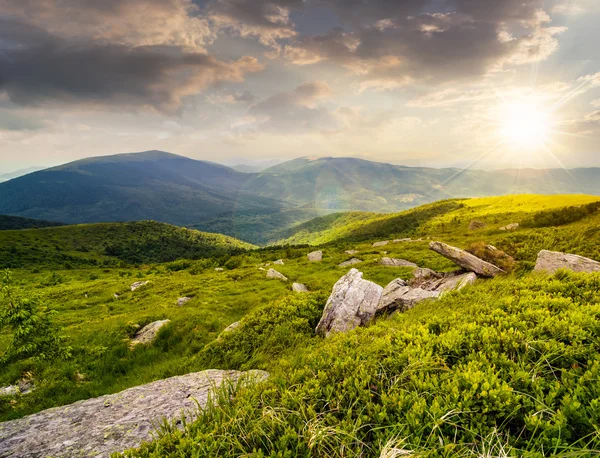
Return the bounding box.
[0,220,255,269]
[0,215,64,231]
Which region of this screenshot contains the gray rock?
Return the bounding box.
[130,281,149,292]
[316,269,383,337]
[307,250,323,262]
[338,258,362,267]
[267,268,288,281]
[258,267,265,271]
[176,297,191,307]
[377,279,440,314]
[429,241,504,277]
[393,238,412,243]
[0,386,18,397]
[499,223,519,231]
[0,380,35,398]
[411,267,442,286]
[292,283,309,293]
[427,272,477,293]
[372,241,389,247]
[534,250,600,274]
[222,321,241,333]
[273,259,285,265]
[379,257,418,268]
[345,250,359,255]
[468,220,487,230]
[215,267,224,271]
[130,320,170,347]
[0,370,268,458]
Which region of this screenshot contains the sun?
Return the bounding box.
[498,100,552,150]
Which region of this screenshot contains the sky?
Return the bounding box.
[1,0,600,172]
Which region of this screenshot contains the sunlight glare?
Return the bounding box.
[499,100,551,150]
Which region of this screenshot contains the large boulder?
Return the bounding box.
[379,257,418,268]
[534,250,600,274]
[377,279,439,315]
[0,370,268,458]
[338,258,362,267]
[429,242,504,277]
[130,320,170,347]
[267,268,288,281]
[307,251,323,262]
[316,269,383,337]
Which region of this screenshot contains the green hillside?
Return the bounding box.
[0,221,255,269]
[0,215,63,231]
[2,194,600,457]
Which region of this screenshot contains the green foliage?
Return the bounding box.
[521,200,600,228]
[466,241,516,272]
[0,215,63,231]
[125,272,600,458]
[0,271,70,366]
[197,293,326,370]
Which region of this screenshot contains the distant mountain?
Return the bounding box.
[0,214,64,231]
[2,152,600,245]
[0,166,46,182]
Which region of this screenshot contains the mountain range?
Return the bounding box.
[1,150,600,244]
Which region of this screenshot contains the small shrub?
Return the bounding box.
[466,241,516,272]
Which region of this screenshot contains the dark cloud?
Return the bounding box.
[0,19,263,112]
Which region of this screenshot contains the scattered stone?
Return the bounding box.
[265,263,271,267]
[379,257,418,268]
[468,220,487,231]
[258,267,265,271]
[113,293,119,300]
[215,267,224,271]
[292,283,309,293]
[0,380,34,398]
[377,279,439,315]
[267,268,288,281]
[130,281,149,292]
[0,370,268,458]
[427,272,477,293]
[222,321,240,333]
[130,320,171,347]
[393,238,412,243]
[338,258,362,267]
[316,269,383,337]
[534,250,600,274]
[176,297,191,307]
[429,241,504,277]
[499,223,519,231]
[410,268,442,287]
[273,259,285,265]
[345,250,359,255]
[372,241,389,247]
[307,250,323,262]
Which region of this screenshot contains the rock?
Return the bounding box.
[258,267,265,271]
[429,241,504,277]
[534,250,600,274]
[379,257,418,268]
[410,267,443,287]
[499,223,519,231]
[307,250,323,262]
[113,293,119,300]
[372,241,389,247]
[130,320,170,347]
[377,279,440,315]
[215,267,224,271]
[393,238,412,243]
[345,250,359,255]
[0,380,34,397]
[176,297,191,307]
[130,281,149,292]
[468,220,487,230]
[0,386,18,397]
[0,370,268,458]
[315,269,383,337]
[338,258,362,267]
[427,272,477,293]
[292,283,309,293]
[223,321,240,333]
[267,268,288,281]
[273,259,285,265]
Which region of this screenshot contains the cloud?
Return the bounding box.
[0,19,263,112]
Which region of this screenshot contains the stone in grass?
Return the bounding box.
[267,268,288,281]
[534,250,600,274]
[307,251,323,262]
[130,320,171,347]
[176,297,191,306]
[345,250,359,255]
[499,223,519,231]
[338,258,362,267]
[429,241,504,277]
[379,257,418,268]
[372,241,389,247]
[292,283,309,293]
[468,220,487,231]
[273,259,285,265]
[130,281,149,292]
[215,267,224,271]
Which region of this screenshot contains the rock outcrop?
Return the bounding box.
[177,297,191,306]
[426,272,477,293]
[130,281,149,292]
[307,251,323,262]
[429,242,504,277]
[0,370,267,458]
[410,267,442,286]
[339,258,362,267]
[534,250,600,274]
[292,283,309,293]
[468,220,487,230]
[499,223,519,231]
[372,241,389,247]
[130,320,170,347]
[377,279,439,315]
[267,268,288,281]
[316,269,383,337]
[379,257,418,268]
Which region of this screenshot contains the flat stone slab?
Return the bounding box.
[429,241,504,277]
[0,370,268,458]
[534,250,600,274]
